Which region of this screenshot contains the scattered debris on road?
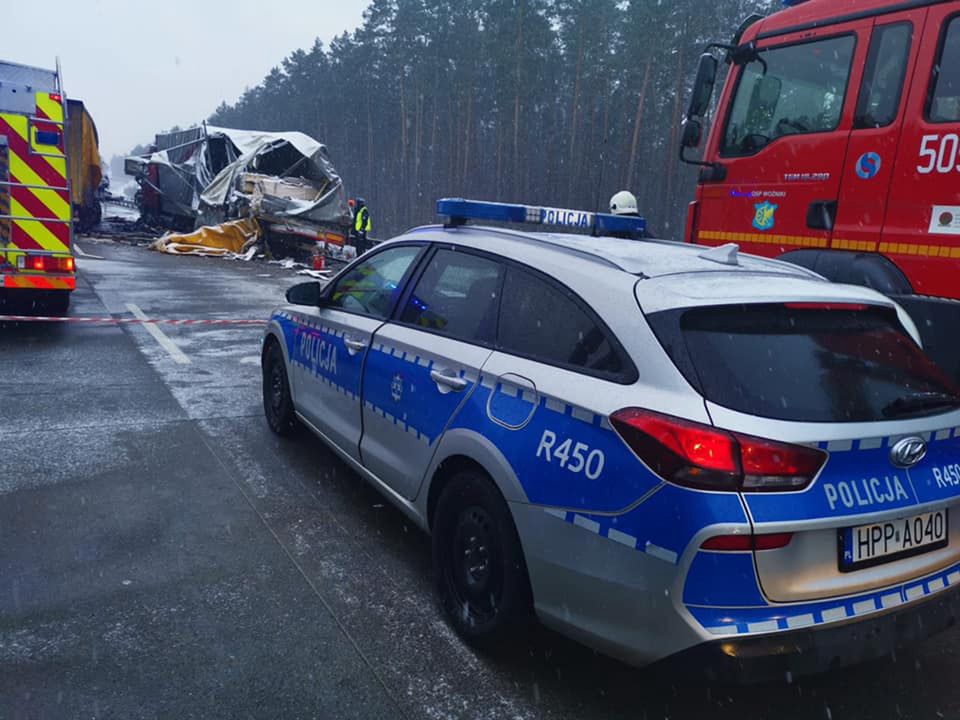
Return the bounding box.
[150,218,260,259]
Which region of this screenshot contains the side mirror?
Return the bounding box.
[687,53,719,119]
[680,118,703,149]
[285,281,325,306]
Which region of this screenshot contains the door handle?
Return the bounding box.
[807,200,838,231]
[344,337,368,355]
[430,369,469,393]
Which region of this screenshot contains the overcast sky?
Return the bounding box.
[7,1,367,161]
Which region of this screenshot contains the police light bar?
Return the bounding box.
[437,198,647,238]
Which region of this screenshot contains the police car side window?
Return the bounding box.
[929,17,960,123]
[399,249,505,344]
[497,268,627,380]
[328,245,421,319]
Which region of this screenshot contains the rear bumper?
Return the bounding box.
[2,273,75,290]
[661,586,960,683]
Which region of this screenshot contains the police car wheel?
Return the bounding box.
[262,341,297,436]
[433,471,531,644]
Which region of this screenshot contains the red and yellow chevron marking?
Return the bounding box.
[3,273,76,290]
[0,142,9,247]
[0,92,71,257]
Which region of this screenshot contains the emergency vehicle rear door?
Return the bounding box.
[696,19,870,256]
[880,4,960,298]
[359,247,501,500]
[833,10,926,253]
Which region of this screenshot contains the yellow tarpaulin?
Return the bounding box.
[150,218,260,257]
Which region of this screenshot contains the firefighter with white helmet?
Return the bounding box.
[609,190,639,217]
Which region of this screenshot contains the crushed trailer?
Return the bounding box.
[126,125,352,261]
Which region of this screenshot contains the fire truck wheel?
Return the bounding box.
[44,291,70,317]
[262,339,298,436]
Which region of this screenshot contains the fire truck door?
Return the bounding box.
[696,20,870,257]
[880,4,960,298]
[833,10,926,255]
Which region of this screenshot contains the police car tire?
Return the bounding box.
[432,471,532,645]
[263,341,297,436]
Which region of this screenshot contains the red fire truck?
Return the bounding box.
[681,0,960,378]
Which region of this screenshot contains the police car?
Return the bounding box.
[261,198,960,677]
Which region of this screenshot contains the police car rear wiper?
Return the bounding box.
[882,392,960,418]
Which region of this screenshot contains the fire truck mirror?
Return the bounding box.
[681,118,703,149]
[687,53,718,119]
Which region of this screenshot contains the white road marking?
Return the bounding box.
[125,303,191,365]
[73,243,104,260]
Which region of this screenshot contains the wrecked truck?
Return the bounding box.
[126,125,352,259]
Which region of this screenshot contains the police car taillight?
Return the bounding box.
[609,409,826,493]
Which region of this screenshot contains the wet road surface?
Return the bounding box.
[1,239,958,719]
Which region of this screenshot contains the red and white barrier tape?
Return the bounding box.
[0,315,265,326]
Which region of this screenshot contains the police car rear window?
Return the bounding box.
[648,304,960,423]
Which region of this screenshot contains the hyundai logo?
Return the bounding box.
[890,436,928,469]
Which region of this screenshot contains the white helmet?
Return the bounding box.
[609,190,639,216]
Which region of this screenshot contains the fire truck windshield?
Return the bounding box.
[721,35,856,157]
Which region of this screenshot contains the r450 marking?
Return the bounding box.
[536,429,605,480]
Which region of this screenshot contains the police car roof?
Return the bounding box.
[406,224,821,281]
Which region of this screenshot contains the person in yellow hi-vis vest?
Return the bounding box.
[352,197,372,253]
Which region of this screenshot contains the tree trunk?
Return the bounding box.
[513,0,525,199]
[463,90,473,183]
[664,48,686,234]
[625,60,652,190]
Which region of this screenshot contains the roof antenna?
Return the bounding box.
[698,243,740,266]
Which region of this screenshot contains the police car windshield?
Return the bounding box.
[649,304,960,423]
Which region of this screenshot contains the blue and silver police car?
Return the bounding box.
[261,199,960,677]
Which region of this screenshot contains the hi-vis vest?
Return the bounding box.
[355,206,371,233]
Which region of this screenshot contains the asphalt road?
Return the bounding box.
[1,238,958,720]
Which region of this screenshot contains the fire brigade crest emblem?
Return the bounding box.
[752,201,778,232]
